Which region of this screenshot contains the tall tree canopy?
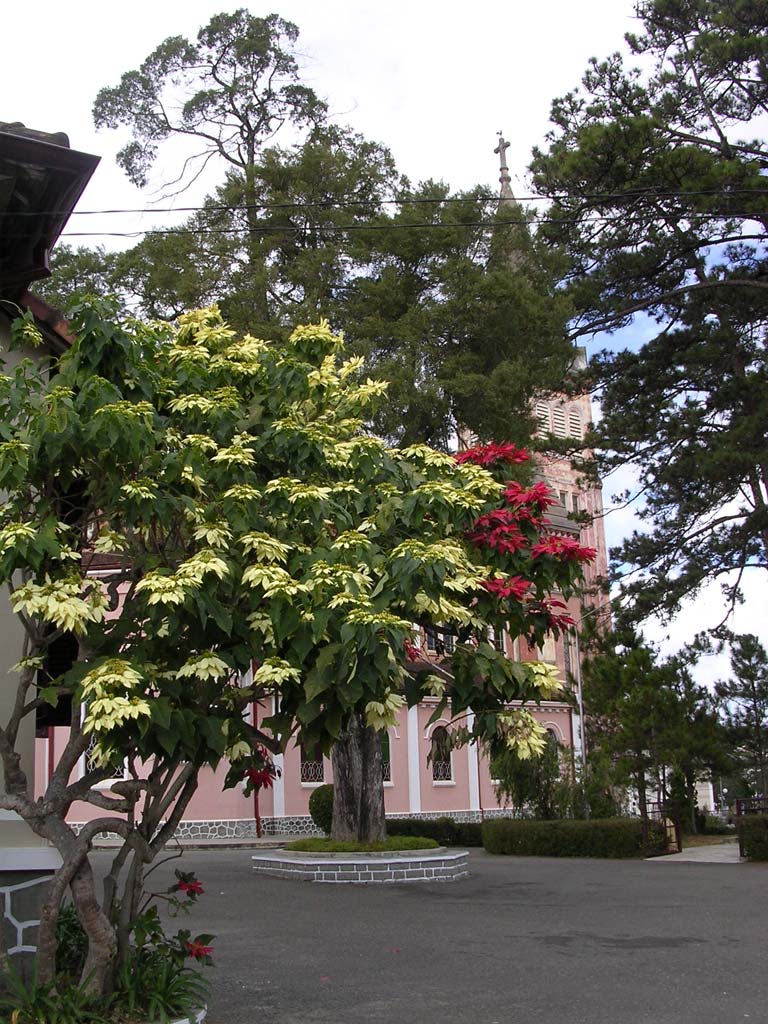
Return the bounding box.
[93,10,327,191]
[581,628,724,823]
[82,9,577,449]
[0,303,592,991]
[93,9,328,325]
[531,0,768,620]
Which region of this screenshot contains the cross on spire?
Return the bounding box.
[494,132,514,200]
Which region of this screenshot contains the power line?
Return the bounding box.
[2,187,768,220]
[47,210,766,241]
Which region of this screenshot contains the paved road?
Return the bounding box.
[109,848,767,1024]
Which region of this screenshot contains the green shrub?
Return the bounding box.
[285,836,439,853]
[482,817,667,858]
[704,815,735,836]
[452,821,484,846]
[738,815,768,860]
[386,816,483,846]
[55,902,88,980]
[308,783,334,835]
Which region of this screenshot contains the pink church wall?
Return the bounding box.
[35,693,577,831]
[383,724,410,814]
[417,703,470,813]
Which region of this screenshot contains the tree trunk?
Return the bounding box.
[684,767,697,832]
[330,713,386,843]
[636,759,648,822]
[71,859,118,997]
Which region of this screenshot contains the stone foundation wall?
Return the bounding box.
[0,869,55,977]
[74,809,511,842]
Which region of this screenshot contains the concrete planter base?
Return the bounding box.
[252,846,468,883]
[167,1008,206,1024]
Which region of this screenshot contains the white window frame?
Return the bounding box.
[428,723,455,787]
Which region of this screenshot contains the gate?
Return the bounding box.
[646,799,683,853]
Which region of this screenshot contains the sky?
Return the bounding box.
[4,0,765,682]
[4,0,645,235]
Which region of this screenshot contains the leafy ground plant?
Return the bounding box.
[285,835,439,853]
[0,966,111,1024]
[1,869,213,1024]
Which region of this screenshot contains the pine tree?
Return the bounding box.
[531,0,768,620]
[716,633,768,797]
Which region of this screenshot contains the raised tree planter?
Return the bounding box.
[252,846,468,883]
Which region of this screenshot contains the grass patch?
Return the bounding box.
[681,834,737,848]
[285,836,439,853]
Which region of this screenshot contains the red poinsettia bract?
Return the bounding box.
[186,940,214,960]
[454,442,530,466]
[404,639,420,661]
[530,535,596,562]
[467,509,529,555]
[245,766,275,789]
[178,879,204,896]
[481,576,532,601]
[531,597,577,631]
[503,480,554,513]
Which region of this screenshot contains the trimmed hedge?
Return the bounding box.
[386,816,484,847]
[308,784,334,835]
[482,817,667,858]
[738,815,768,860]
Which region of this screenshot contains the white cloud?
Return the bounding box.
[644,572,768,689]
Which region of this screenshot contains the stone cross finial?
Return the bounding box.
[494,132,514,200]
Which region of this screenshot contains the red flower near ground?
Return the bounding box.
[178,879,204,896]
[455,443,530,466]
[481,576,532,601]
[246,766,275,789]
[530,535,596,561]
[186,940,214,959]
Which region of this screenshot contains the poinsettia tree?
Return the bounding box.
[0,303,591,996]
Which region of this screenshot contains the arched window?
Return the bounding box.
[488,626,505,652]
[545,729,562,768]
[537,633,557,665]
[431,725,452,782]
[381,730,391,783]
[568,407,582,438]
[300,741,324,783]
[84,731,128,785]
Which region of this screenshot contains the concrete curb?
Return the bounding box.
[252,847,469,883]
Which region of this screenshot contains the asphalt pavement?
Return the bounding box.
[99,847,767,1024]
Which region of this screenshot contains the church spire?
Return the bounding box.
[494,132,515,201]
